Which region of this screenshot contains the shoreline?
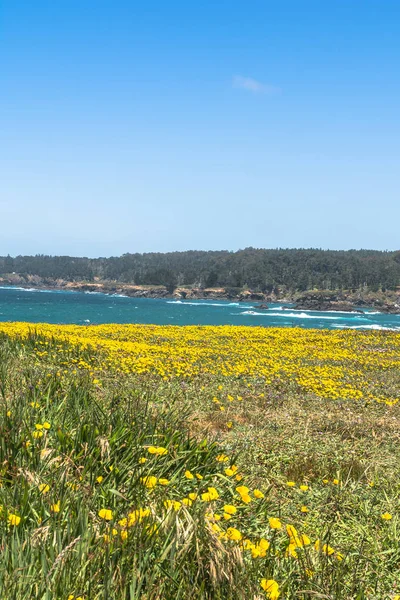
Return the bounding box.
[1,277,399,314]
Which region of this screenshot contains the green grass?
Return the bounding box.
[0,332,400,599]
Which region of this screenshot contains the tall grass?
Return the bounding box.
[0,329,399,599]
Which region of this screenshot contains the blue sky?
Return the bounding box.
[1,0,399,257]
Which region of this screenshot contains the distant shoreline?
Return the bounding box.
[1,277,399,314]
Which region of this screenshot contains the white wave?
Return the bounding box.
[0,286,73,294]
[84,291,107,295]
[320,309,371,315]
[333,324,400,331]
[167,300,229,307]
[277,306,373,316]
[240,310,341,320]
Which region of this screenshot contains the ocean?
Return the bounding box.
[0,286,399,331]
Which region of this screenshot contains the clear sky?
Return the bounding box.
[1,0,400,257]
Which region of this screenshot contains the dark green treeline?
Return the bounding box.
[1,249,400,292]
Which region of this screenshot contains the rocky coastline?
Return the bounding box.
[1,275,399,314]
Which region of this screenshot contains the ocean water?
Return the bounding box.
[0,286,399,331]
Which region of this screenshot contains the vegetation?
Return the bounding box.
[0,322,400,599]
[1,248,400,292]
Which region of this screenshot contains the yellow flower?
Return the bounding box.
[268,517,282,529]
[252,538,270,558]
[188,492,197,501]
[254,489,264,499]
[201,487,219,502]
[120,529,128,541]
[286,481,296,487]
[43,422,51,429]
[305,568,314,577]
[259,538,270,550]
[241,493,252,504]
[209,522,222,535]
[51,501,60,513]
[158,478,170,486]
[8,513,21,526]
[33,431,43,439]
[98,509,113,521]
[96,476,104,483]
[164,499,181,511]
[223,504,237,515]
[226,527,242,541]
[286,542,298,558]
[260,579,280,599]
[286,524,299,540]
[300,505,308,513]
[323,543,335,555]
[38,483,50,494]
[216,454,229,462]
[35,424,43,430]
[381,512,393,520]
[333,479,339,485]
[139,457,147,464]
[195,473,203,480]
[184,470,194,479]
[336,552,344,561]
[299,485,309,491]
[315,540,336,555]
[147,446,168,456]
[226,421,233,428]
[141,476,157,489]
[182,498,193,506]
[252,545,264,558]
[242,539,255,550]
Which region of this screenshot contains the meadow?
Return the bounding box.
[0,322,399,600]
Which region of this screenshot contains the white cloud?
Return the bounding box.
[232,75,281,95]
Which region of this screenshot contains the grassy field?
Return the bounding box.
[0,323,399,600]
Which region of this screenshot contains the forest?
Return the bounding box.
[1,248,400,292]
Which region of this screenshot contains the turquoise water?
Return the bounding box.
[0,286,399,331]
